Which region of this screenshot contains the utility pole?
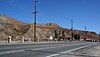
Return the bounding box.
[99,32,100,42]
[34,0,37,42]
[84,26,86,41]
[71,19,73,41]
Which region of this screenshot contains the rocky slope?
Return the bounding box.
[0,14,99,41]
[0,14,31,40]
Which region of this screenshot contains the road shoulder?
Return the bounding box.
[57,43,100,57]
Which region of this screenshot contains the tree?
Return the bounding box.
[74,34,80,40]
[62,31,65,40]
[54,30,58,40]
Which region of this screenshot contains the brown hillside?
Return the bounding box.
[0,14,31,40]
[0,15,99,41]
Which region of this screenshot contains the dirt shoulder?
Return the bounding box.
[65,43,100,57]
[57,42,100,57]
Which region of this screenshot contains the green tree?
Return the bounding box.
[74,34,80,40]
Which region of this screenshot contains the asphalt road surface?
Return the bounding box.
[0,41,98,57]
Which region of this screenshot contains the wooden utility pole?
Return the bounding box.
[99,32,100,42]
[34,0,37,42]
[71,19,73,41]
[84,26,86,41]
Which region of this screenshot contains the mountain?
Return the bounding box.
[0,14,99,41]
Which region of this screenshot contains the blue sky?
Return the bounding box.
[0,0,100,33]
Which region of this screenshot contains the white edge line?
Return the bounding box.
[46,44,95,57]
[0,50,24,55]
[46,54,59,57]
[60,45,91,53]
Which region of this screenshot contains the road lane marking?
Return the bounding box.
[60,45,91,54]
[0,50,24,55]
[46,54,59,57]
[46,43,97,57]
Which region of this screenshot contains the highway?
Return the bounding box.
[0,41,98,57]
